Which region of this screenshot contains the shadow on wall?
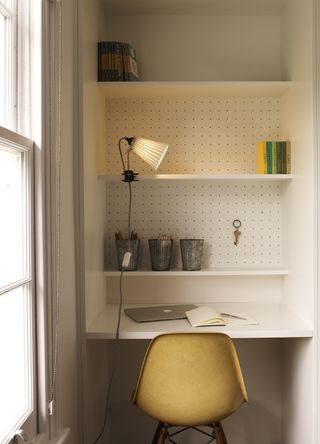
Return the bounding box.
[90,338,283,444]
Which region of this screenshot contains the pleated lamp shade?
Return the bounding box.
[131,137,168,170]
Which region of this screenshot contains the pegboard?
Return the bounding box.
[104,181,283,270]
[101,97,281,175]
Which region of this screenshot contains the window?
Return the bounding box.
[0,0,39,442]
[1,0,67,442]
[0,129,36,444]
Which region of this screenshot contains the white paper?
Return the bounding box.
[185,306,258,327]
[185,306,225,327]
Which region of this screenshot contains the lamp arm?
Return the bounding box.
[118,136,138,183]
[118,137,128,172]
[127,146,130,170]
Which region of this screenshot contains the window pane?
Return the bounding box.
[0,1,12,8]
[0,0,15,131]
[0,14,6,126]
[0,146,28,288]
[0,285,33,442]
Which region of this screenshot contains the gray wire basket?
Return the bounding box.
[180,239,204,271]
[148,239,173,271]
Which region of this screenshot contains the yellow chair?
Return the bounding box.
[133,332,248,443]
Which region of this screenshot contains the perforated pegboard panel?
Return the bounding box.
[102,97,281,175]
[103,96,283,269]
[104,181,283,270]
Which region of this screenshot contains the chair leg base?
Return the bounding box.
[152,421,228,444]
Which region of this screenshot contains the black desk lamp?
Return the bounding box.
[118,136,169,182]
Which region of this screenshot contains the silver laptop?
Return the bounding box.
[124,304,197,323]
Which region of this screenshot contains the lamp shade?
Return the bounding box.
[131,137,168,170]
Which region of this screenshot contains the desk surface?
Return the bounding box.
[86,302,313,339]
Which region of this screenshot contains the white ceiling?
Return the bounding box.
[101,0,287,15]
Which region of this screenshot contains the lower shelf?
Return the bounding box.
[86,302,312,340]
[104,267,288,277]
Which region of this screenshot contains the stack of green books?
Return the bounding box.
[97,41,139,81]
[257,141,291,174]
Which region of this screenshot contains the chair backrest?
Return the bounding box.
[133,332,248,427]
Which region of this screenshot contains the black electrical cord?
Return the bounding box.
[92,148,133,443]
[92,268,124,444]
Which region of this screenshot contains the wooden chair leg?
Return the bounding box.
[156,427,168,444]
[215,421,228,444]
[152,422,168,444]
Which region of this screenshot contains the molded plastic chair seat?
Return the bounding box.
[133,332,248,443]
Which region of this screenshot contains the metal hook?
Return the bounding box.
[232,219,241,229]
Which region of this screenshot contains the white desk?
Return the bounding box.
[86,302,313,340]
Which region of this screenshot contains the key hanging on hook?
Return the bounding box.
[233,219,242,246]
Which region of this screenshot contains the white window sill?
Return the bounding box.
[32,429,70,444]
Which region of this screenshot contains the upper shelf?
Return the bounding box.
[100,173,293,181]
[102,0,286,15]
[98,81,293,99]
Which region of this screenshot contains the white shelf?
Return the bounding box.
[100,174,293,181]
[86,302,313,339]
[104,267,288,277]
[102,0,286,15]
[99,81,292,99]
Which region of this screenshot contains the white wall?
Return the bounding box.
[80,0,110,442]
[58,0,81,441]
[281,0,315,322]
[280,0,316,442]
[102,14,281,81]
[82,0,107,330]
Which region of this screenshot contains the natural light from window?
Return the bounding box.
[0,12,7,126]
[0,148,27,288]
[0,139,33,444]
[0,286,33,442]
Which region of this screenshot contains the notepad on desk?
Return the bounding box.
[185,306,258,327]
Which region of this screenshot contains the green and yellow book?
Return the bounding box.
[266,141,273,174]
[257,141,267,174]
[271,141,277,173]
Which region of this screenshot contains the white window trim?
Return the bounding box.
[35,0,66,440]
[16,0,31,137]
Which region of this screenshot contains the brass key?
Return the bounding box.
[234,229,241,246]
